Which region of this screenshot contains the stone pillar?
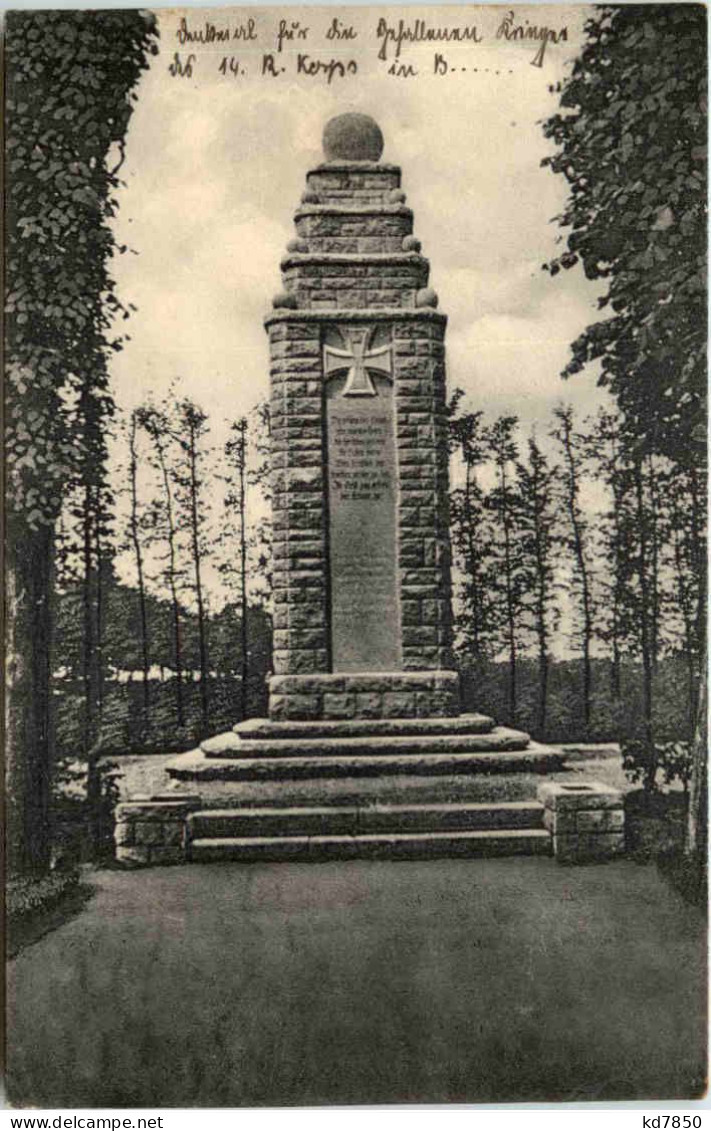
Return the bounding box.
[265,113,459,722]
[114,795,200,867]
[538,781,625,863]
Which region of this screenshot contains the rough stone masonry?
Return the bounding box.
[131,114,593,867]
[265,111,460,723]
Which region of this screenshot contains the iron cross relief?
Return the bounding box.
[323,326,393,397]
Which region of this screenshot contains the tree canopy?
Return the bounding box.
[542,4,706,460]
[5,10,159,531]
[5,10,158,872]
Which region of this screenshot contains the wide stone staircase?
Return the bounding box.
[165,712,566,864]
[185,801,550,863]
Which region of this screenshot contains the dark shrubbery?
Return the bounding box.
[7,869,96,957]
[621,739,692,795]
[54,673,268,760]
[48,674,269,865]
[51,755,122,866]
[7,871,81,920]
[624,789,687,859]
[459,655,694,745]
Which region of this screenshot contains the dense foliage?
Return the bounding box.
[542,5,706,460]
[5,10,158,528]
[5,11,158,872]
[541,3,706,838]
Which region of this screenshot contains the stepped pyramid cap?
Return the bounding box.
[322,112,384,162]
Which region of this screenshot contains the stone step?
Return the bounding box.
[187,801,545,840]
[202,725,530,760]
[163,766,572,810]
[189,828,552,863]
[233,712,495,741]
[167,742,565,783]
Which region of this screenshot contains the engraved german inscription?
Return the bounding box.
[325,332,401,671]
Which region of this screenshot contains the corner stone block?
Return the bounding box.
[538,780,625,864]
[114,795,200,867]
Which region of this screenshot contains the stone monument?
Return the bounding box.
[162,113,568,863]
[266,110,458,723]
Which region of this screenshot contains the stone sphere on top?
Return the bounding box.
[322,113,384,162]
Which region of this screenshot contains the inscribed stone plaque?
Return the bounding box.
[325,342,401,671]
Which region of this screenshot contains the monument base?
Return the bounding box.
[268,670,461,722]
[155,708,568,864]
[169,730,562,780]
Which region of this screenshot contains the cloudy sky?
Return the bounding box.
[110,2,611,451]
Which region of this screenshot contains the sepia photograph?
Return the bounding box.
[4,1,707,1108]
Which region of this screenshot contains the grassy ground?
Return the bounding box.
[108,751,179,799]
[6,856,706,1107]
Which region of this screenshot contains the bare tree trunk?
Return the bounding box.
[672,519,697,740]
[500,461,517,724]
[688,461,706,660]
[686,657,707,858]
[646,455,661,670]
[684,443,706,869]
[94,496,106,717]
[237,420,249,721]
[609,488,624,702]
[633,457,655,787]
[537,616,548,735]
[596,416,625,701]
[129,413,150,716]
[154,433,185,728]
[186,419,209,734]
[520,437,556,739]
[610,625,622,701]
[532,521,549,735]
[464,461,482,658]
[83,482,105,857]
[558,411,593,727]
[82,481,97,752]
[6,520,54,874]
